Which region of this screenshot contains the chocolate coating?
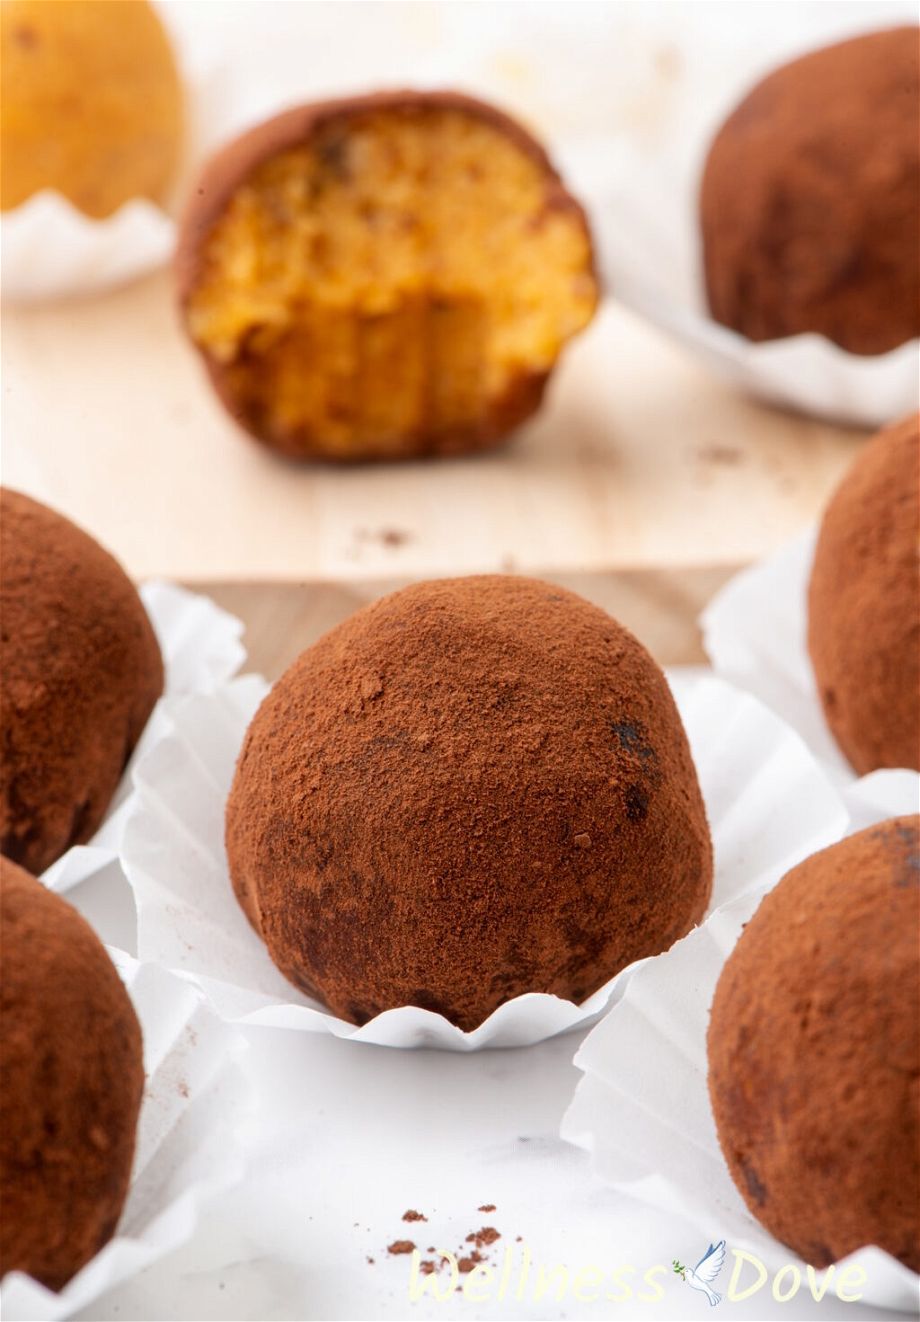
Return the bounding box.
[708,818,920,1271]
[808,413,920,774]
[701,28,920,353]
[226,575,713,1031]
[0,857,144,1290]
[0,490,164,873]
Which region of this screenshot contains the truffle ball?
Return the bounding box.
[178,91,598,462]
[1,0,183,218]
[0,490,164,874]
[700,28,920,354]
[226,575,713,1030]
[708,817,920,1271]
[808,413,919,774]
[0,857,144,1290]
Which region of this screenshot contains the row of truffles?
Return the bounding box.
[1,495,160,1288]
[0,409,916,1289]
[6,4,913,462]
[176,25,919,462]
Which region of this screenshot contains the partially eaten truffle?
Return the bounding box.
[808,413,919,774]
[708,817,920,1271]
[0,857,144,1290]
[700,27,920,354]
[225,575,713,1030]
[0,490,164,874]
[178,92,598,461]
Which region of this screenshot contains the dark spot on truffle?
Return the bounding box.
[624,785,649,822]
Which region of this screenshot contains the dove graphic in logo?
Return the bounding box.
[673,1240,726,1306]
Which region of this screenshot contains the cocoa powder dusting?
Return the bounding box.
[0,489,163,873]
[808,414,920,774]
[0,859,144,1290]
[702,28,919,353]
[709,818,920,1273]
[226,576,712,1030]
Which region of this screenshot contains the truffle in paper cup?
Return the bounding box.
[0,946,249,1322]
[566,92,918,428]
[561,775,919,1312]
[702,530,920,803]
[122,669,844,1050]
[41,581,244,901]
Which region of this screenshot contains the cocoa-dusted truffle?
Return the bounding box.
[226,575,713,1030]
[177,91,598,462]
[808,413,919,774]
[0,857,144,1290]
[708,817,920,1271]
[701,28,920,354]
[0,490,164,873]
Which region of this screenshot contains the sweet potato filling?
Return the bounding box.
[186,107,597,457]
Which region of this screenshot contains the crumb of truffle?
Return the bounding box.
[387,1240,416,1256]
[478,1203,496,1213]
[402,1209,427,1223]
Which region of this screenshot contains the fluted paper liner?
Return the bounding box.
[702,531,920,819]
[122,668,847,1050]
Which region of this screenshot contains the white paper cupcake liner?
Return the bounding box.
[0,940,250,1322]
[121,667,846,1050]
[561,775,918,1313]
[701,530,920,814]
[41,581,245,899]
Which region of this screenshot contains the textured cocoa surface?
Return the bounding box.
[808,413,920,774]
[226,575,712,1030]
[701,27,920,354]
[0,489,163,873]
[708,816,920,1272]
[0,857,144,1290]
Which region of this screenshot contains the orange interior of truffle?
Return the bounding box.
[185,107,597,456]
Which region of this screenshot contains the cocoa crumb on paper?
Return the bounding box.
[478,1203,496,1212]
[387,1240,416,1256]
[402,1209,427,1222]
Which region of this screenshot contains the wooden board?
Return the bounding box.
[3,270,865,589]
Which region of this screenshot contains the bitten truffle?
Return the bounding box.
[708,817,920,1272]
[0,857,144,1290]
[225,575,713,1030]
[0,490,164,874]
[808,413,920,774]
[178,91,598,462]
[1,0,183,217]
[700,28,920,354]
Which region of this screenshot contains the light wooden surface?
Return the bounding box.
[200,565,735,677]
[3,268,864,588]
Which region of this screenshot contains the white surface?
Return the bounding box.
[562,774,919,1313]
[1,941,249,1322]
